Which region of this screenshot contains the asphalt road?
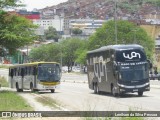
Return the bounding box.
[42,82,160,111]
[39,73,160,111]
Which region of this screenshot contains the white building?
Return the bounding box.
[33,18,108,36]
[32,17,64,32]
[69,19,108,35]
[145,19,160,25]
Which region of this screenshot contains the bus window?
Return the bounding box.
[37,64,60,81]
[14,68,17,76]
[28,67,31,75]
[18,68,21,76]
[24,67,27,75]
[10,69,14,77]
[21,68,24,77]
[30,67,33,75]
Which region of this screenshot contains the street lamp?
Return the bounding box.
[59,15,63,68]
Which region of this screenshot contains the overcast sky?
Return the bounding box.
[20,0,68,11]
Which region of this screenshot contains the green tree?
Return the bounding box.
[29,45,49,62]
[0,0,37,56]
[46,43,61,62]
[72,28,82,35]
[29,43,61,63]
[44,26,60,42]
[88,20,154,59]
[0,0,24,9]
[61,38,85,71]
[144,0,160,7]
[29,38,88,72]
[75,40,88,65]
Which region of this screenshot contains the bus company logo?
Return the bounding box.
[123,52,141,59]
[93,56,107,82]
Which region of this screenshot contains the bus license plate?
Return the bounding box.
[133,89,138,92]
[45,86,54,89]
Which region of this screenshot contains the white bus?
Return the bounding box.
[9,62,61,93]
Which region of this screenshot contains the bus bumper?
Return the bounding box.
[37,84,60,90]
[118,83,150,93]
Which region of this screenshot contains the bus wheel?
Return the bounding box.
[94,83,98,94]
[19,89,23,92]
[30,83,35,92]
[16,83,20,92]
[51,89,55,93]
[111,85,117,97]
[138,91,143,96]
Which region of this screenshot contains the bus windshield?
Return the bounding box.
[120,64,148,81]
[116,49,146,62]
[37,64,61,82]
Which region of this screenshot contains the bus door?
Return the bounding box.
[9,68,14,88]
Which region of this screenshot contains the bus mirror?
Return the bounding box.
[111,54,114,60]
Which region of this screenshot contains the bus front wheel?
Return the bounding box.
[30,83,35,92]
[16,83,23,92]
[138,91,143,96]
[51,89,55,93]
[94,83,99,94]
[16,83,20,92]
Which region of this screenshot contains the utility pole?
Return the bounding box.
[114,0,118,44]
[59,16,63,68]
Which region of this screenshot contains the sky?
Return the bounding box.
[20,0,68,11]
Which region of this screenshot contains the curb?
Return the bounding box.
[150,85,160,89]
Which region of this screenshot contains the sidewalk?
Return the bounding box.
[150,85,160,89]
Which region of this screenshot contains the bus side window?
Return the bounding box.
[27,67,29,75]
[28,67,31,75]
[14,68,17,76]
[30,67,33,75]
[18,68,21,76]
[25,67,27,75]
[10,69,14,77]
[21,68,24,77]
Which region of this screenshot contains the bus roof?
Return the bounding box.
[9,62,59,68]
[87,44,143,54]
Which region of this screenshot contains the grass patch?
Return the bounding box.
[0,76,9,87]
[0,91,33,111]
[36,96,61,109]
